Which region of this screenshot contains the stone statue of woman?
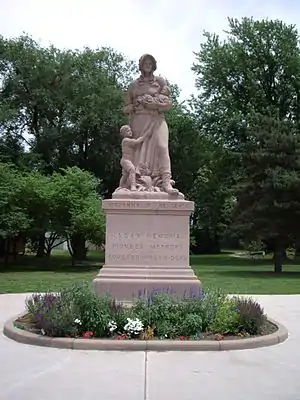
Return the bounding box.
[117,54,179,195]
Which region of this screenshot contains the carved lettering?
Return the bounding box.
[107,227,188,266]
[111,232,142,240]
[107,253,187,262]
[112,243,144,250]
[104,200,193,210]
[111,231,183,240]
[149,244,182,250]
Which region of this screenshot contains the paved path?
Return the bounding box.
[0,294,299,400]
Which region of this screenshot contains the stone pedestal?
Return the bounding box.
[93,193,201,302]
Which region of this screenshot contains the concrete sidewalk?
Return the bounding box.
[0,294,299,400]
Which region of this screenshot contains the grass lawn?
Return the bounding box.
[0,250,299,294]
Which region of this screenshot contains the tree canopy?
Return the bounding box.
[192,17,300,270]
[2,19,300,272]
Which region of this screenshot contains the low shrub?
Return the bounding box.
[24,284,268,339]
[25,284,127,338]
[235,297,267,335]
[132,292,181,338]
[25,292,78,337]
[209,298,239,334]
[63,283,114,337]
[131,289,226,338]
[186,288,227,331]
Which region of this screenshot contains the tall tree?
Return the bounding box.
[233,113,300,272]
[49,167,105,262]
[192,17,300,149]
[167,98,235,252]
[0,163,30,261]
[192,17,300,260]
[0,34,137,196]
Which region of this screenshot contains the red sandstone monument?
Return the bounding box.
[93,54,201,301]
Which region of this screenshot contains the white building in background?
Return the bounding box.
[46,233,101,252]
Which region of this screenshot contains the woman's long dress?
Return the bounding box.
[124,76,172,178]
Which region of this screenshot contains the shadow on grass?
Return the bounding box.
[190,255,270,266]
[0,264,102,273]
[190,254,300,267]
[0,255,104,273]
[211,270,300,279]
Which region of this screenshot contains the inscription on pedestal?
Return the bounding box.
[106,230,188,266]
[103,200,193,211]
[107,254,187,262]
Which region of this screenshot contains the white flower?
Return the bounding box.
[74,318,82,325]
[108,320,118,333]
[124,318,144,336]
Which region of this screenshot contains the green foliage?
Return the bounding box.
[167,104,235,250]
[132,293,183,338]
[25,292,78,337]
[209,298,239,334]
[64,283,113,337]
[167,106,203,196]
[26,284,119,338]
[189,146,236,252]
[132,289,226,338]
[235,297,267,335]
[0,163,105,257]
[0,163,31,238]
[49,166,105,250]
[20,171,52,239]
[24,284,269,338]
[0,34,137,196]
[192,17,300,262]
[108,298,130,330]
[233,114,300,271]
[192,17,300,149]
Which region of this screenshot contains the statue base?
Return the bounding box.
[112,188,185,200]
[93,196,202,302]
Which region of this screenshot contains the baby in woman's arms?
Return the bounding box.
[136,86,171,107]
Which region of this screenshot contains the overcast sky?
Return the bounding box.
[1,0,300,99]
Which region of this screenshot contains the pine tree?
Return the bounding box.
[233,113,300,272]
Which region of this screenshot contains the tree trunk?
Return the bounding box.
[12,238,17,261]
[45,247,52,257]
[281,248,288,260]
[212,234,221,254]
[294,242,300,258]
[70,233,87,263]
[272,248,288,260]
[273,250,283,273]
[0,238,5,258]
[4,239,9,265]
[66,236,75,266]
[36,233,45,258]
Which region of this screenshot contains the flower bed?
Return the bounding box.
[13,283,277,342]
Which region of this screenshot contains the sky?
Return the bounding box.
[1,0,300,99]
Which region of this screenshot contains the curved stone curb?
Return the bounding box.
[3,314,288,352]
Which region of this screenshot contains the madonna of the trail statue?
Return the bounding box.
[92,54,201,302]
[114,54,182,196]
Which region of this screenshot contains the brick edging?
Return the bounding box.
[3,314,288,351]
